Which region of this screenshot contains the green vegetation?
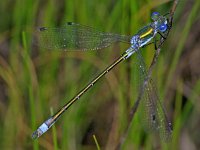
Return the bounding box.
[0,0,199,149]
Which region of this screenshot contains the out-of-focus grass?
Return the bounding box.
[0,0,200,149]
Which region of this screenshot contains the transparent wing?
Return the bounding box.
[33,22,132,50]
[135,50,172,141]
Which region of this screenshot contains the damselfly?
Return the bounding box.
[32,12,172,141]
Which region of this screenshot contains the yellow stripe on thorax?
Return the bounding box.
[139,28,153,38]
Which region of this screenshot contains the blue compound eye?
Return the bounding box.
[151,12,160,20]
[159,23,167,32]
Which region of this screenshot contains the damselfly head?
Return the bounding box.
[159,23,168,32]
[151,12,160,21]
[152,12,168,33]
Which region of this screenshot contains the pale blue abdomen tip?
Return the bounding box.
[39,123,49,133]
[31,123,49,139]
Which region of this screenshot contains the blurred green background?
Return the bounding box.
[0,0,200,149]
